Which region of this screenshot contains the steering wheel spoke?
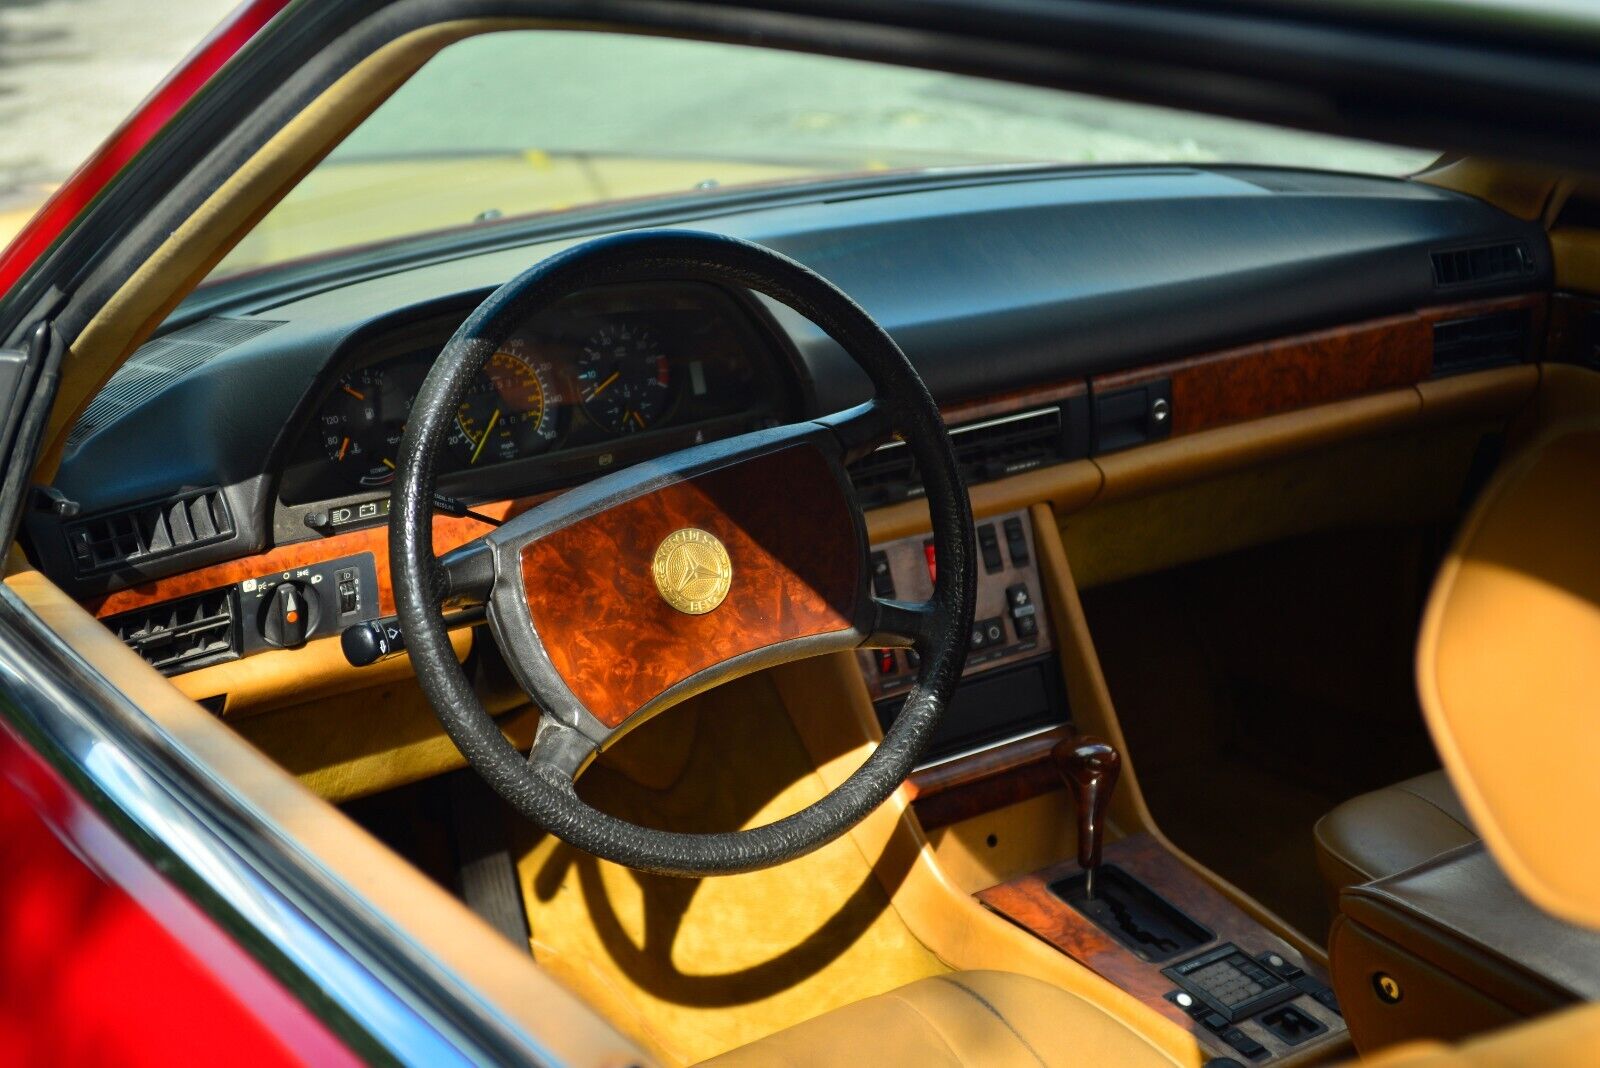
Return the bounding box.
[436,535,495,606]
[868,596,938,650]
[818,398,897,463]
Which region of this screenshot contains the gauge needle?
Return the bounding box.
[470,408,502,465]
[587,370,620,400]
[337,436,350,461]
[341,385,366,401]
[629,410,646,429]
[381,458,395,470]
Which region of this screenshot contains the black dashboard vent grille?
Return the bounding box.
[848,404,1078,506]
[1432,309,1533,376]
[65,317,283,448]
[104,588,239,675]
[1431,243,1533,287]
[63,488,235,576]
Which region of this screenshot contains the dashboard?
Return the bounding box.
[277,282,795,519]
[35,165,1552,609]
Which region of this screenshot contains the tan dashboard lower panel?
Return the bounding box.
[2,564,649,1067]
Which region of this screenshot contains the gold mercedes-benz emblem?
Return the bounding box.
[652,528,733,615]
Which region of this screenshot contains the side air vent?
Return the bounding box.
[848,403,1088,506]
[62,488,234,577]
[66,317,283,448]
[1432,309,1533,376]
[1431,243,1533,287]
[104,589,239,676]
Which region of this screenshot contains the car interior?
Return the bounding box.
[7,14,1600,1068]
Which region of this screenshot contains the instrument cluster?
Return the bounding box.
[278,282,793,509]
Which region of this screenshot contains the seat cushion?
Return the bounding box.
[698,970,1176,1067]
[1315,771,1478,898]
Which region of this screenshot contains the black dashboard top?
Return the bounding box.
[42,165,1549,591]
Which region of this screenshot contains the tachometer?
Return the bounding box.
[320,364,413,487]
[575,324,673,434]
[449,348,559,466]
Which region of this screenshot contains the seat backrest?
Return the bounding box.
[1415,422,1600,929]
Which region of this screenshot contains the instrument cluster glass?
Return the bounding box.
[283,283,786,504]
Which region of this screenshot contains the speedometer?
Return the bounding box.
[448,348,559,466]
[575,324,673,435]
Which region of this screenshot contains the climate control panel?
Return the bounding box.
[857,508,1052,699]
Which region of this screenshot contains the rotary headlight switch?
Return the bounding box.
[261,580,317,649]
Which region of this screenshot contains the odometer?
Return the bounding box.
[449,348,559,466]
[575,324,673,434]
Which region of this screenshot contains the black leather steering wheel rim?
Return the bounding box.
[393,230,974,876]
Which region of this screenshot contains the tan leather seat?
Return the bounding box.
[1314,771,1478,899]
[699,970,1177,1067]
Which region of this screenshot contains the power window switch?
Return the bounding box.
[1220,1028,1267,1061]
[1002,517,1030,566]
[977,523,1003,573]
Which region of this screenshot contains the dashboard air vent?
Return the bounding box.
[1431,309,1532,376]
[66,317,283,449]
[104,589,239,676]
[1431,243,1533,287]
[848,404,1084,506]
[63,488,234,576]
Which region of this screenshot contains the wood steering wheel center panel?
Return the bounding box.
[518,443,864,726]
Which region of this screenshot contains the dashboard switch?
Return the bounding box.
[869,551,895,598]
[342,616,406,666]
[1002,517,1030,566]
[923,540,938,583]
[977,524,1003,573]
[875,649,898,675]
[261,581,313,649]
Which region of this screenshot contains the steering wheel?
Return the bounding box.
[392,230,974,876]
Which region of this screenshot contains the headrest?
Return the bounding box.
[1417,425,1600,929]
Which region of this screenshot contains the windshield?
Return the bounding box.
[209,30,1437,282]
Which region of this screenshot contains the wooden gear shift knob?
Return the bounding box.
[1052,736,1122,898]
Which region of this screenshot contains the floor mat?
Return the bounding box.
[1079,527,1443,944]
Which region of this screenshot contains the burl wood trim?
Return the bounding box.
[978,834,1345,1063]
[1095,313,1433,437]
[519,444,862,727]
[84,498,532,620]
[907,726,1071,831]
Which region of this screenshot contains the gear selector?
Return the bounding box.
[1053,736,1121,899]
[1049,736,1211,962]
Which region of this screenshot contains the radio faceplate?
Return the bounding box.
[857,507,1052,700]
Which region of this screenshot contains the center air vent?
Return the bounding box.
[848,402,1088,506]
[104,588,239,675]
[62,488,234,577]
[1431,243,1533,287]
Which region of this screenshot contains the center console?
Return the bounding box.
[856,509,1068,766]
[978,737,1348,1065]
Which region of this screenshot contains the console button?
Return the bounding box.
[1201,1012,1229,1033]
[1006,583,1038,639]
[923,540,937,583]
[876,650,898,675]
[1220,1028,1267,1061]
[1002,517,1030,566]
[977,524,1003,573]
[982,617,1005,646]
[869,551,895,598]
